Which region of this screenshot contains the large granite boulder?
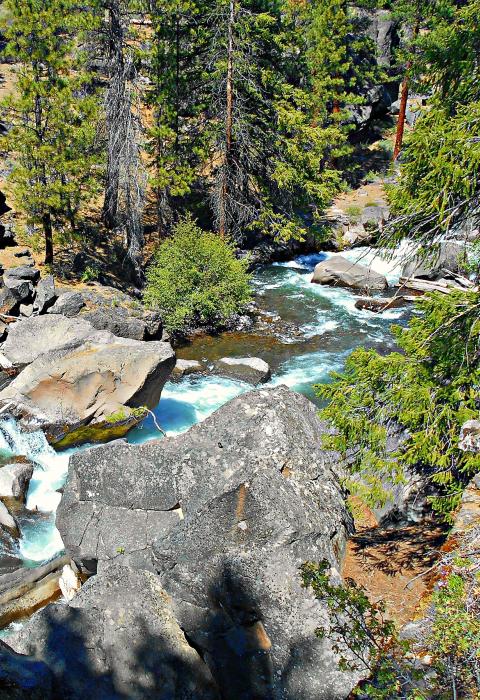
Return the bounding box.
[1,314,98,367]
[9,564,220,700]
[312,255,388,291]
[80,306,163,341]
[401,241,466,280]
[0,315,175,445]
[56,386,360,699]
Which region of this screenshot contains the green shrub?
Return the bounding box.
[144,216,252,333]
[301,558,480,698]
[345,204,363,220]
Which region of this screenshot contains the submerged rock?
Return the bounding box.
[312,255,388,291]
[55,386,360,699]
[214,356,271,385]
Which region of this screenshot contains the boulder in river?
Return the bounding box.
[312,255,388,291]
[0,501,18,537]
[214,356,271,385]
[0,315,175,446]
[0,459,33,503]
[0,554,70,628]
[172,358,205,378]
[401,241,466,280]
[55,386,361,698]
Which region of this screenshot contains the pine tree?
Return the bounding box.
[204,0,343,243]
[0,0,100,264]
[145,0,209,234]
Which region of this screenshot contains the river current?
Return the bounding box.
[0,245,411,568]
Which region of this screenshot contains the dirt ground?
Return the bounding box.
[343,514,447,625]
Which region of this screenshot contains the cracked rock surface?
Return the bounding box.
[11,386,360,699]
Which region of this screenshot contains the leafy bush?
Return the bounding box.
[144,216,252,333]
[316,290,480,521]
[302,558,480,699]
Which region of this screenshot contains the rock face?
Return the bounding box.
[0,315,175,444]
[55,386,359,699]
[214,356,271,385]
[0,639,53,700]
[0,460,33,502]
[401,241,466,280]
[312,255,388,291]
[9,565,219,700]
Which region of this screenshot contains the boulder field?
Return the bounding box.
[6,386,365,700]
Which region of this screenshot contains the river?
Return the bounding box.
[0,245,411,568]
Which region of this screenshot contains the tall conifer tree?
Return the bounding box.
[0,0,100,264]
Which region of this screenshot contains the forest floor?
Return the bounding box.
[343,503,447,625]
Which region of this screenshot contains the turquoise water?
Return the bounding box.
[1,245,410,565]
[129,246,409,444]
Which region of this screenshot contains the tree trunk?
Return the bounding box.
[393,23,419,161]
[102,0,124,229]
[393,75,409,160]
[219,0,235,239]
[43,213,54,265]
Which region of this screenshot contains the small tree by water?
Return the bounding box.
[144,216,252,334]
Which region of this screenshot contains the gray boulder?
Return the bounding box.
[312,255,388,291]
[48,291,85,317]
[33,275,56,314]
[214,356,271,385]
[3,278,33,303]
[0,287,19,316]
[0,460,33,502]
[9,564,220,700]
[0,501,18,537]
[3,266,39,283]
[0,639,53,699]
[1,314,99,366]
[56,386,360,699]
[360,205,390,230]
[81,307,148,341]
[0,315,175,444]
[401,241,466,280]
[172,358,205,378]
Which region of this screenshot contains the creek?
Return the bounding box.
[0,244,411,568]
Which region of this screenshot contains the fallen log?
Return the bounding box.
[355,295,411,313]
[399,276,475,294]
